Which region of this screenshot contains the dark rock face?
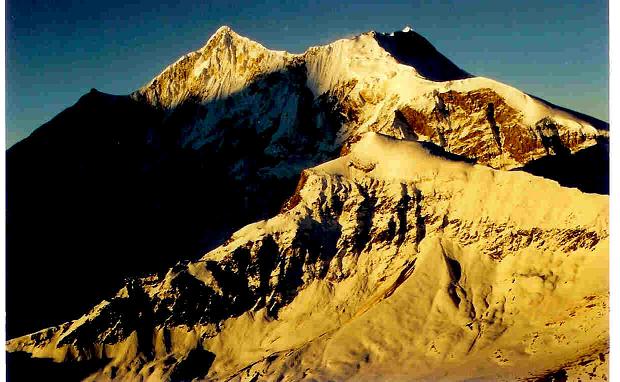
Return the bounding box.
[6,91,168,338]
[168,348,216,382]
[6,351,109,382]
[515,138,609,194]
[374,30,470,82]
[534,369,568,382]
[5,68,346,338]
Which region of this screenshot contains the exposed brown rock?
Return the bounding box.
[397,106,434,138]
[395,89,573,167]
[280,170,310,213]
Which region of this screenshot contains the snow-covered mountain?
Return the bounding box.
[135,25,605,169]
[6,26,609,381]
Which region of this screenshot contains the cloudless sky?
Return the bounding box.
[5,0,609,147]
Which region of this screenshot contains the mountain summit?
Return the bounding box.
[6,26,609,381]
[135,25,605,168]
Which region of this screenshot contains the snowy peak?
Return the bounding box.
[135,25,473,109]
[199,25,273,54]
[211,25,235,38]
[134,25,293,108]
[132,25,606,171]
[199,25,242,52]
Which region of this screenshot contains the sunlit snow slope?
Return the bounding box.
[8,133,608,381]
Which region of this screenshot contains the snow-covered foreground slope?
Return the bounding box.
[8,133,608,381]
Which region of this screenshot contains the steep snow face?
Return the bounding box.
[134,26,606,170]
[8,133,608,381]
[301,31,604,169]
[136,26,294,109]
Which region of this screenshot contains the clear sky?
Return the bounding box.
[5,0,609,147]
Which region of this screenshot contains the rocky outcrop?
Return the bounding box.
[395,88,601,169]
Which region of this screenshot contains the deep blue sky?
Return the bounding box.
[6,0,608,147]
